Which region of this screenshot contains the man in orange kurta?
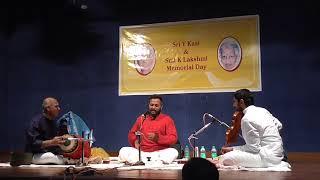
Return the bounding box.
[119,95,178,164]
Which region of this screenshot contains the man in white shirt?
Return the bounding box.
[217,89,290,168]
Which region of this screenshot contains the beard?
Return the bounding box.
[234,105,243,112]
[149,109,161,118]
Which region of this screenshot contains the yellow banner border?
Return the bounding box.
[119,15,261,96]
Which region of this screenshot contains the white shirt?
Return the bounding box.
[233,105,284,165]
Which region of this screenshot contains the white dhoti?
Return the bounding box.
[220,150,291,168]
[220,150,263,167]
[118,147,178,164]
[32,152,64,165]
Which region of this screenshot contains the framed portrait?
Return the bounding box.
[133,43,156,76]
[217,37,242,72]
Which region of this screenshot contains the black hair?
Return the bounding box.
[182,158,219,180]
[148,95,163,105]
[234,89,254,106]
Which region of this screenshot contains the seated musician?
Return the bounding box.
[25,97,67,164]
[213,89,290,168]
[118,95,179,164]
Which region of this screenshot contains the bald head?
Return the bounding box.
[42,97,60,120]
[42,97,56,108]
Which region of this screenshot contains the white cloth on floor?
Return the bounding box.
[218,160,291,171]
[32,152,64,165]
[244,161,291,171]
[118,147,178,164]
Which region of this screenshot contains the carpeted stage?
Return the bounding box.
[0,152,319,180]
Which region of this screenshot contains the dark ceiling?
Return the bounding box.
[2,0,319,61]
[5,0,317,28]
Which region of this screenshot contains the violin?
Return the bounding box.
[225,111,244,146]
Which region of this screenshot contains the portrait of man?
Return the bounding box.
[217,37,242,72]
[134,43,156,76]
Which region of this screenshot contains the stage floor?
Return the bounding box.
[0,152,319,180]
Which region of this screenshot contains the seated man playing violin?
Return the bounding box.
[213,89,290,168]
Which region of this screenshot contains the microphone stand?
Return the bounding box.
[133,131,145,166]
[205,113,243,139]
[188,112,237,157]
[76,130,94,167]
[81,131,85,165]
[75,131,86,167]
[188,120,214,157]
[133,114,147,166]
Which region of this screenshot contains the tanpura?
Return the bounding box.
[225,111,244,146]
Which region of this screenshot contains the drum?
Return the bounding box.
[59,134,91,159]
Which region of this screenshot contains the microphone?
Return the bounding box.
[206,113,214,118]
[205,113,218,122]
[142,111,150,119]
[205,113,230,128]
[137,111,149,134]
[194,113,226,135]
[193,122,213,136]
[135,131,142,136]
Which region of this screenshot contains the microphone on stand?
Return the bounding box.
[188,118,214,141]
[188,112,231,153]
[188,114,216,157]
[135,111,149,136]
[132,111,149,166]
[205,112,243,139]
[141,111,150,120]
[204,113,230,129]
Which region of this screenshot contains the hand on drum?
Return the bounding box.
[51,136,66,146]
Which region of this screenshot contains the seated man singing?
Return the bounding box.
[119,95,179,164]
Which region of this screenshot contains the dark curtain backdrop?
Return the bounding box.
[2,1,319,152]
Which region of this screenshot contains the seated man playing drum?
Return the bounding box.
[25,97,91,164]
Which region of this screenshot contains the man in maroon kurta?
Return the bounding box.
[119,95,179,164]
